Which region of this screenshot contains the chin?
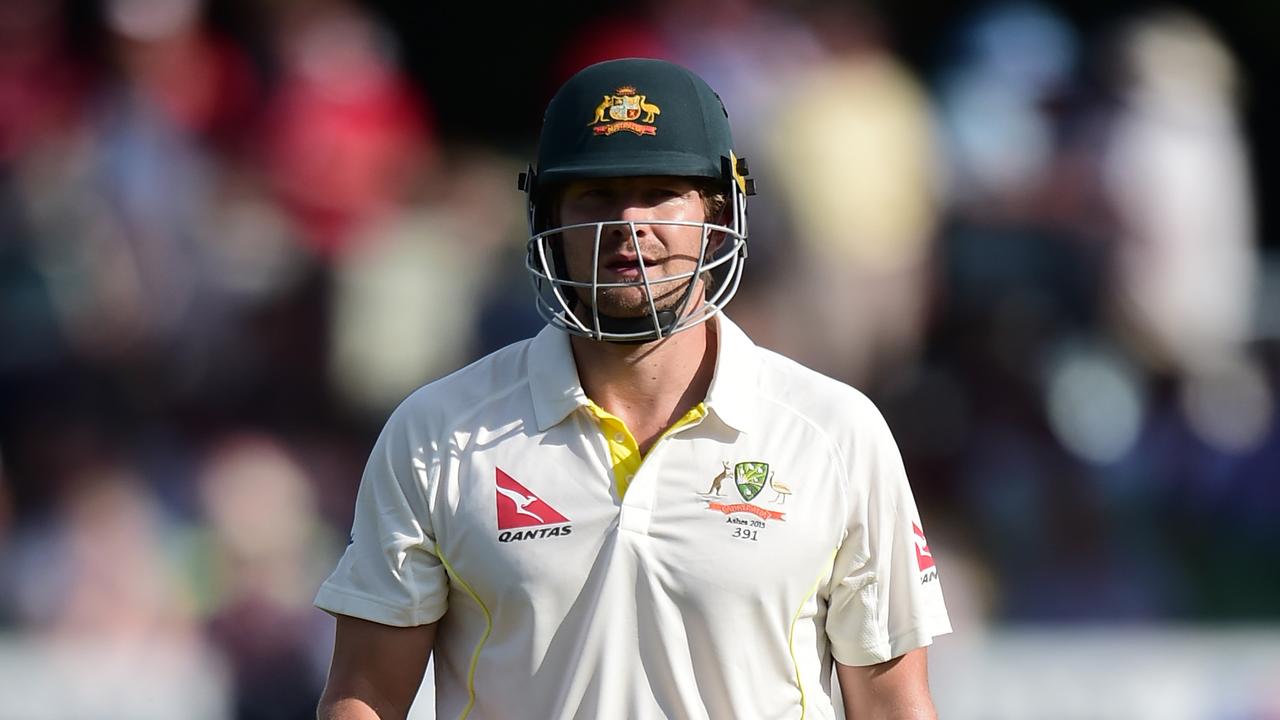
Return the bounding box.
[594,288,689,316]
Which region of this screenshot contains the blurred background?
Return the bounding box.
[1,0,1278,717]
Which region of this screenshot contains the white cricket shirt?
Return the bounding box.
[315,315,952,719]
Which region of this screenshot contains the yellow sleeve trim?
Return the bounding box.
[583,401,707,498]
[434,549,492,720]
[788,548,838,719]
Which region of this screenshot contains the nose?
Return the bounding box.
[607,202,654,248]
[617,201,656,226]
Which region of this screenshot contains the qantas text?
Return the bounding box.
[498,525,573,543]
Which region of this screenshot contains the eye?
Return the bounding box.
[575,187,613,203]
[648,187,685,203]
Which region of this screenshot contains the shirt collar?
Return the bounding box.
[526,314,760,435]
[704,314,759,435]
[528,324,590,432]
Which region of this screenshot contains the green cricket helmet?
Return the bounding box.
[519,57,756,343]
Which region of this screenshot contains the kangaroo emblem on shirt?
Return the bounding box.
[496,485,546,522]
[704,460,732,496]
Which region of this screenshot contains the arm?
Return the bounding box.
[317,615,438,720]
[836,648,936,720]
[827,393,951,719]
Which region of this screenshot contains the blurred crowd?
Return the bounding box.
[1,0,1277,717]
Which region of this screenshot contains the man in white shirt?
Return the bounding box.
[315,57,951,720]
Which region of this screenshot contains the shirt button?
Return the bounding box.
[613,432,626,443]
[626,474,635,483]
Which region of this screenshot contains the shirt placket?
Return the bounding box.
[585,402,707,534]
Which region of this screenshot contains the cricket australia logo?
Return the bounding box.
[700,460,790,523]
[589,86,661,136]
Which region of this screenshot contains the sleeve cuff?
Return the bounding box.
[830,615,954,667]
[313,582,447,627]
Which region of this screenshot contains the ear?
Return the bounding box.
[706,223,728,254]
[704,204,729,253]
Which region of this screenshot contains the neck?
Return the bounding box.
[570,319,718,440]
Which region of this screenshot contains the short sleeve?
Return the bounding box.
[314,402,449,626]
[825,396,952,666]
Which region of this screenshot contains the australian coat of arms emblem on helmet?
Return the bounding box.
[589,86,661,136]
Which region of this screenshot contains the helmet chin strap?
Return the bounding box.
[594,309,681,343]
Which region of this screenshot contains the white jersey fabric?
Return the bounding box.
[315,315,951,719]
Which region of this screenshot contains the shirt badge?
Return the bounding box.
[700,460,787,523]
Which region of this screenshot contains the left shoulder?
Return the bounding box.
[751,346,890,436]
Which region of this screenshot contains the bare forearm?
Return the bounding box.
[837,649,937,720]
[317,694,407,720]
[844,701,937,720]
[318,616,435,720]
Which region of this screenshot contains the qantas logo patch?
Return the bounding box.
[495,468,572,542]
[913,522,934,571]
[913,522,939,584]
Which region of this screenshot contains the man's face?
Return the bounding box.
[555,176,716,319]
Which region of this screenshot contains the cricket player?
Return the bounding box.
[316,57,951,720]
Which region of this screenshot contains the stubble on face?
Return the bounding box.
[575,240,705,318]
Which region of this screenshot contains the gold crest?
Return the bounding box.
[589,86,661,136]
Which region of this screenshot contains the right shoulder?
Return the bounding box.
[385,336,538,436]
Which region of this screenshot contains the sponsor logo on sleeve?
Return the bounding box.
[914,522,939,584]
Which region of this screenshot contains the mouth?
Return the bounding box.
[603,257,660,279]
